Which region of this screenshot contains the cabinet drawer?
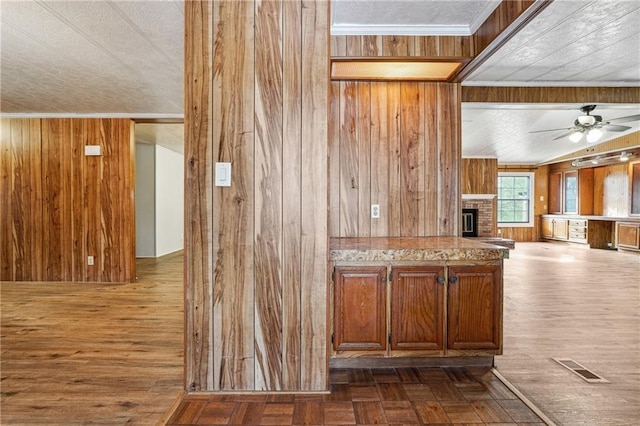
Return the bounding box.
[570,231,586,239]
[569,220,587,227]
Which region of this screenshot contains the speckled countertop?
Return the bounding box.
[330,237,507,262]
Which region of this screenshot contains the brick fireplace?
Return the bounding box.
[462,194,496,237]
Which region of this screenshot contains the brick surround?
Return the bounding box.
[462,195,496,237]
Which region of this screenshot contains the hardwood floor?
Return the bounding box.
[1,251,184,425]
[3,243,639,425]
[168,366,544,425]
[497,241,640,425]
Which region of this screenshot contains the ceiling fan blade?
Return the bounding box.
[529,127,574,134]
[604,124,632,132]
[552,131,576,141]
[607,113,640,123]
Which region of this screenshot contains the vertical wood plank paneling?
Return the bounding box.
[100,120,116,282]
[423,84,439,236]
[300,0,328,390]
[185,0,213,392]
[339,81,358,237]
[187,0,327,392]
[9,119,26,280]
[599,164,629,217]
[255,0,284,391]
[387,82,401,237]
[399,83,422,236]
[437,83,461,236]
[0,119,12,280]
[282,0,302,391]
[42,119,62,281]
[29,119,43,280]
[357,82,371,237]
[85,119,102,282]
[370,82,389,237]
[362,35,382,56]
[328,82,341,238]
[0,118,134,283]
[212,0,255,390]
[328,82,461,238]
[71,119,85,281]
[461,159,498,194]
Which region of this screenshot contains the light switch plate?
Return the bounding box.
[215,162,231,187]
[84,145,101,156]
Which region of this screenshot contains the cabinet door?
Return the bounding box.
[617,223,640,250]
[333,266,387,351]
[540,217,553,239]
[390,266,445,351]
[553,218,569,240]
[447,265,501,350]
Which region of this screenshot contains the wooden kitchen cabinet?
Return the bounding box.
[332,266,387,351]
[540,215,569,241]
[447,265,502,350]
[332,263,503,356]
[616,222,640,251]
[390,266,445,351]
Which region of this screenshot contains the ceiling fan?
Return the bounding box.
[530,104,640,143]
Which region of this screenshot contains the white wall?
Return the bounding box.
[135,143,184,258]
[135,144,156,257]
[155,145,184,256]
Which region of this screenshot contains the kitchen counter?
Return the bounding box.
[330,236,507,262]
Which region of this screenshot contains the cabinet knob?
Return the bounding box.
[437,276,445,284]
[449,276,458,284]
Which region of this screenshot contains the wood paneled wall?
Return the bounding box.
[593,164,629,217]
[462,158,497,194]
[331,35,474,58]
[328,81,461,237]
[549,161,631,217]
[497,165,548,242]
[185,0,328,392]
[0,118,135,282]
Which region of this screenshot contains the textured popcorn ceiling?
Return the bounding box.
[1,0,639,162]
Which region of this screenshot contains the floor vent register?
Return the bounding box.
[553,358,609,383]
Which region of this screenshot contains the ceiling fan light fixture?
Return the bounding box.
[568,130,584,143]
[577,115,596,126]
[586,128,603,143]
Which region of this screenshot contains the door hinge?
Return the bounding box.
[331,268,335,282]
[331,334,334,344]
[388,270,392,282]
[388,333,392,344]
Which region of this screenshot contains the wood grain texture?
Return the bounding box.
[330,35,474,58]
[185,0,213,392]
[329,82,461,238]
[461,159,497,195]
[462,86,640,104]
[1,252,184,425]
[300,0,329,391]
[212,0,255,391]
[187,0,328,392]
[0,118,134,283]
[282,0,302,391]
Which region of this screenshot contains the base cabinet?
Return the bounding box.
[390,266,445,351]
[332,264,502,357]
[333,266,387,352]
[541,216,569,241]
[616,222,640,251]
[447,266,501,350]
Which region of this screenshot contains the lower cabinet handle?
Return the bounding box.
[449,276,458,284]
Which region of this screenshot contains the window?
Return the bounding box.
[497,172,534,227]
[563,171,578,214]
